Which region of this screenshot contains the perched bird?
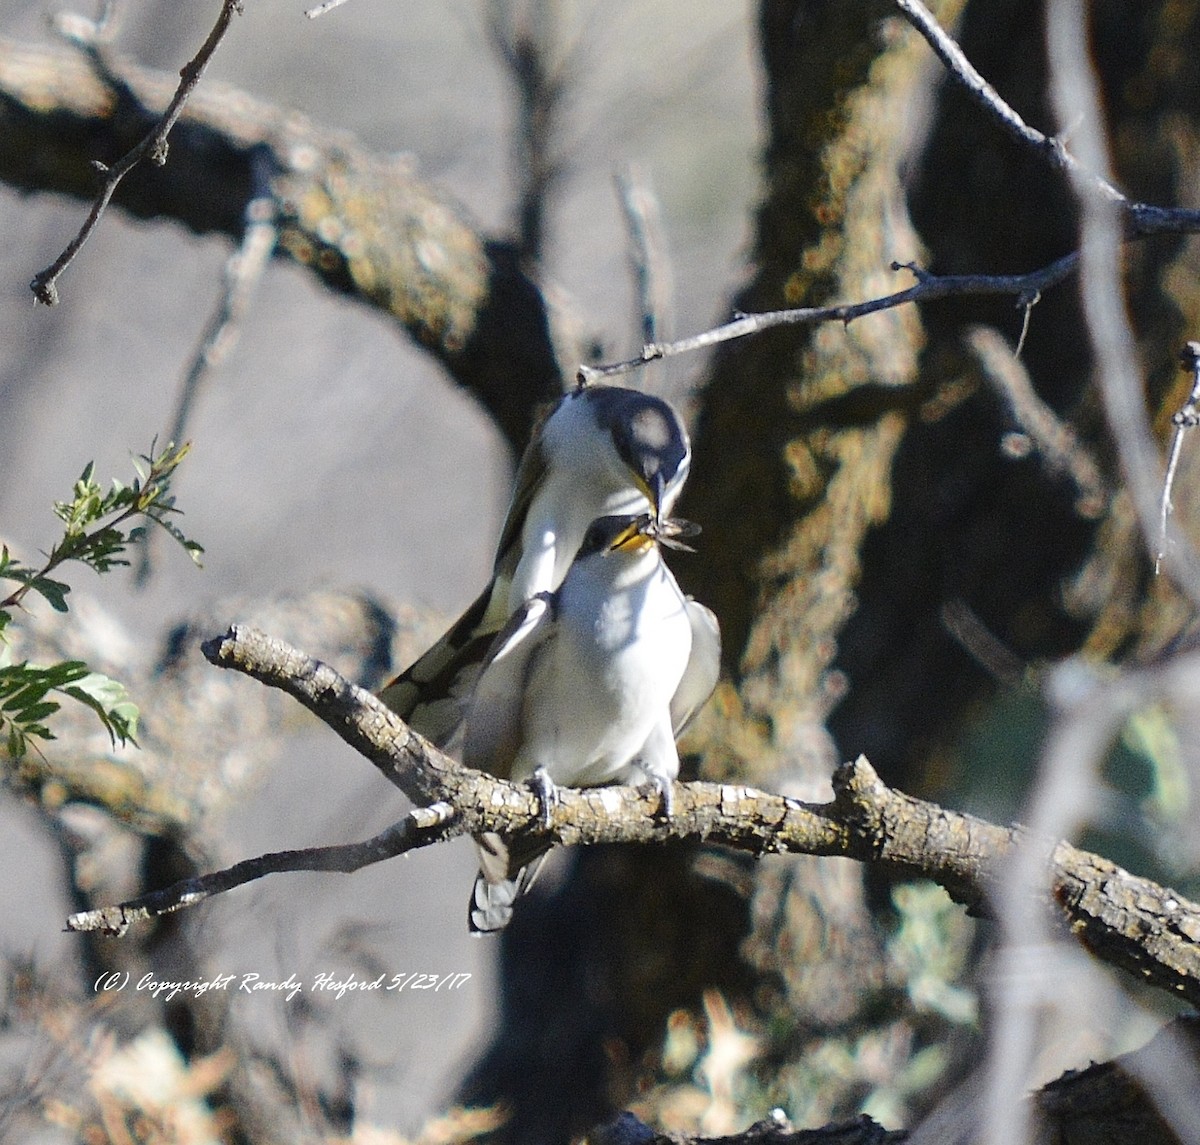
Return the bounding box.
[461,511,720,933]
[377,384,691,746]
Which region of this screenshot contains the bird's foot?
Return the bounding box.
[643,773,674,821]
[528,767,559,830]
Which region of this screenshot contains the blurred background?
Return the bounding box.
[5,2,1200,1143]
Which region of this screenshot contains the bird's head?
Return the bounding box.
[577,512,701,560]
[583,387,690,525]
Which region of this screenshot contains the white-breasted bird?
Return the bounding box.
[461,511,720,933]
[377,384,692,746]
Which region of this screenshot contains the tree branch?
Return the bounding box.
[580,0,1200,391]
[65,625,1200,1008]
[30,0,243,305]
[0,36,563,448]
[964,324,1108,518]
[66,801,459,936]
[893,0,1125,207]
[578,256,1081,383]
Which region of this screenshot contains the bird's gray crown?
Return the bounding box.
[583,386,689,492]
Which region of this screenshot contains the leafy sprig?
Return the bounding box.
[0,654,140,760]
[1,442,201,760]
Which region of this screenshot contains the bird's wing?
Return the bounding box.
[461,591,555,781]
[669,599,722,735]
[490,404,554,586]
[376,580,506,747]
[464,590,558,934]
[376,403,559,745]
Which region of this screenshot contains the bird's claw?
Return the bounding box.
[528,767,558,830]
[644,774,674,821]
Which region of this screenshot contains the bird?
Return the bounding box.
[377,384,692,747]
[460,511,721,933]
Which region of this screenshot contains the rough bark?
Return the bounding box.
[830,0,1200,788]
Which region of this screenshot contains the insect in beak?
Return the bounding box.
[652,516,701,553]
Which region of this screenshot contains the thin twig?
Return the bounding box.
[167,161,278,457]
[893,0,1126,209]
[941,598,1027,690]
[1157,343,1200,573]
[30,0,243,305]
[578,255,1078,383]
[965,324,1108,518]
[305,0,351,16]
[579,2,1200,385]
[66,803,458,935]
[615,164,673,355]
[485,0,569,267]
[1044,1,1200,606]
[894,0,1200,251]
[134,147,279,584]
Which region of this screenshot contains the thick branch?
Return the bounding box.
[0,37,562,448]
[69,625,1200,1008]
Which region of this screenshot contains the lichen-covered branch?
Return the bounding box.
[0,36,563,447]
[68,624,1200,1010]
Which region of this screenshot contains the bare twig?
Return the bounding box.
[166,152,278,451]
[1157,342,1200,573]
[615,164,673,355]
[66,802,457,935]
[893,0,1200,244]
[965,324,1108,518]
[304,0,351,16]
[1045,1,1200,605]
[63,625,1200,1008]
[30,0,243,305]
[940,598,1027,690]
[485,0,570,267]
[579,0,1200,389]
[134,146,278,583]
[578,255,1078,383]
[894,0,1126,209]
[893,0,1200,596]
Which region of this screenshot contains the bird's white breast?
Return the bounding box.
[513,550,691,788]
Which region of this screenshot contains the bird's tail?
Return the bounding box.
[468,833,552,934]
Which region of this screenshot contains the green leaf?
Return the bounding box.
[29,576,71,612]
[61,671,140,748]
[10,700,59,724]
[149,515,205,566]
[1,442,197,759]
[0,661,140,759]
